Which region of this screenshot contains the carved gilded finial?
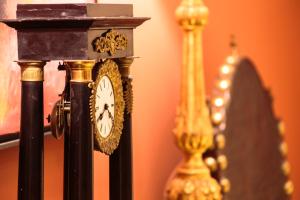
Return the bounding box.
[229,35,237,51]
[225,35,239,65]
[165,0,222,199]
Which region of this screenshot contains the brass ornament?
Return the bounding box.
[92,29,128,56]
[165,0,222,199]
[278,121,285,136]
[220,178,231,193]
[281,160,291,176]
[277,121,293,195]
[284,180,294,195]
[17,60,46,81]
[64,60,95,82]
[215,134,226,150]
[279,142,288,156]
[90,59,125,155]
[217,155,228,170]
[211,112,224,125]
[123,78,133,114]
[204,157,218,172]
[206,37,240,195]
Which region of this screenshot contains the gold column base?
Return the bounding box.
[17,60,47,81]
[166,163,221,200]
[64,60,96,82]
[165,138,222,200]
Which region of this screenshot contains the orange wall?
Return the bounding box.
[0,0,300,199]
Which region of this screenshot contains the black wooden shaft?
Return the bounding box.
[18,81,44,200]
[64,73,71,200]
[69,82,93,200]
[109,80,133,200]
[64,120,70,200]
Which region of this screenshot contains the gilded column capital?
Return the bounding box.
[116,57,135,114]
[17,60,47,82]
[116,57,134,78]
[64,60,95,82]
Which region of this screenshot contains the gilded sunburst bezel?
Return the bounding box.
[90,59,125,155]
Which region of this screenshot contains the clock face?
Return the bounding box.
[91,59,124,155]
[95,76,115,138]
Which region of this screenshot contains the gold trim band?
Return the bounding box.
[17,61,46,82]
[64,60,95,82]
[116,57,134,77]
[116,58,134,114]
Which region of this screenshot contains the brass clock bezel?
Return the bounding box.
[90,59,125,155]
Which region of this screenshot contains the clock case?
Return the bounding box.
[0,3,149,200]
[6,3,147,61]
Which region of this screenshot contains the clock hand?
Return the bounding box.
[107,109,114,121]
[97,104,109,122]
[97,112,104,122]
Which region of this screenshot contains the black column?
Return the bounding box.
[110,58,134,200]
[68,82,93,200]
[18,61,45,200]
[109,105,132,200]
[63,70,71,200]
[64,123,70,200]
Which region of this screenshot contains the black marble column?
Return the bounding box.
[65,61,95,200]
[63,70,71,200]
[17,61,46,200]
[110,58,134,200]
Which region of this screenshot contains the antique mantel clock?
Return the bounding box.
[91,59,125,155]
[0,3,149,200]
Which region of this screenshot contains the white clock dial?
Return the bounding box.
[91,59,125,155]
[95,75,115,138]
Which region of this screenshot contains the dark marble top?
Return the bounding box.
[0,3,150,30]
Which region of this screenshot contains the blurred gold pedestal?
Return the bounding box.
[165,0,222,199]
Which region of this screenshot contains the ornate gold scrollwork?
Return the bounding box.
[92,29,128,56]
[90,59,125,155]
[123,78,133,114]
